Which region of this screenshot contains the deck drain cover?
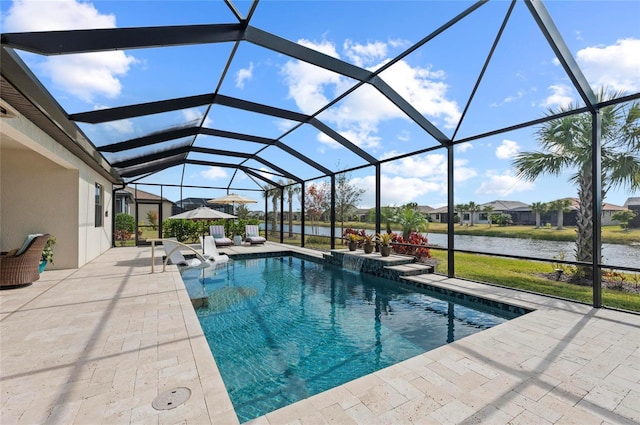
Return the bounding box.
[152,387,191,410]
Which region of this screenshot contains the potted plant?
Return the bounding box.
[40,235,56,272]
[346,233,359,251]
[376,233,393,257]
[362,233,375,254]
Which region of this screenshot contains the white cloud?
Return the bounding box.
[495,139,520,160]
[504,90,525,103]
[282,38,461,153]
[258,167,275,181]
[541,84,574,109]
[351,174,443,208]
[576,38,640,92]
[455,143,473,153]
[475,171,535,197]
[343,40,387,67]
[2,0,136,103]
[104,119,134,134]
[2,0,115,31]
[381,153,477,184]
[397,130,410,142]
[236,62,254,89]
[380,60,461,129]
[201,167,228,180]
[183,108,212,127]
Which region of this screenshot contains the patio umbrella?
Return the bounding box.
[168,207,236,254]
[207,193,257,215]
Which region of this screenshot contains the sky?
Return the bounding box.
[2,0,639,211]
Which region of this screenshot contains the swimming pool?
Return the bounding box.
[180,256,524,423]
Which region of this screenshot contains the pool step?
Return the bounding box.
[384,263,433,276]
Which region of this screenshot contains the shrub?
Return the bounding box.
[493,213,513,226]
[342,228,366,246]
[115,213,135,233]
[391,232,431,261]
[146,210,159,230]
[115,213,135,246]
[163,219,200,242]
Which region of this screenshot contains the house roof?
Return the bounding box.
[118,186,173,203]
[563,197,626,211]
[479,200,530,211]
[624,197,640,207]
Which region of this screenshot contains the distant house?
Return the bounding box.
[114,187,175,244]
[545,198,627,227]
[174,197,234,215]
[476,200,531,225]
[624,197,640,228]
[427,198,627,226]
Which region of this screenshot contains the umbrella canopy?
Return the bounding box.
[207,193,257,206]
[168,207,236,254]
[169,206,236,220]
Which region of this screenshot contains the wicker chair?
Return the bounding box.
[0,234,50,288]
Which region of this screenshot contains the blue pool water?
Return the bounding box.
[180,256,522,423]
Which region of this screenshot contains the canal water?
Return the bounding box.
[266,224,640,269]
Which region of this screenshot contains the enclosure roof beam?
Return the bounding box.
[525,0,597,111]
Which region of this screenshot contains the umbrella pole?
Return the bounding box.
[202,222,206,255]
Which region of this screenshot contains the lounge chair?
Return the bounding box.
[209,225,233,247]
[162,238,208,270]
[244,225,266,244]
[1,234,50,288]
[200,236,230,263]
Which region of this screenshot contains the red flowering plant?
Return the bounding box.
[391,232,431,261]
[342,228,367,246]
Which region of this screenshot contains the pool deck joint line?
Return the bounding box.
[1,242,639,425]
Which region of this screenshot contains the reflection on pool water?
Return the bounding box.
[180,256,524,423]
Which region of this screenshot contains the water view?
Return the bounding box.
[265,224,640,268]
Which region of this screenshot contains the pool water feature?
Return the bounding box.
[180,256,525,423]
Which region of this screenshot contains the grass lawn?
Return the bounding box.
[429,250,640,312]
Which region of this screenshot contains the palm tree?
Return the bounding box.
[482,205,495,227]
[394,204,428,240]
[530,202,547,228]
[380,206,397,233]
[513,89,640,276]
[547,199,573,230]
[264,181,283,236]
[455,203,467,225]
[285,180,300,238]
[467,201,480,227]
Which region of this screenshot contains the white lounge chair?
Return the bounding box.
[163,238,207,269]
[200,236,230,263]
[244,225,266,244]
[209,225,233,246]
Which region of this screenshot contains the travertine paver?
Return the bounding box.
[1,246,238,425]
[2,243,640,425]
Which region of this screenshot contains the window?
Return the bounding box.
[479,213,488,221]
[95,183,103,227]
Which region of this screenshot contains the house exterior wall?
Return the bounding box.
[1,114,113,269]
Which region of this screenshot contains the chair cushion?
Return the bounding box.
[16,234,43,256]
[212,233,224,238]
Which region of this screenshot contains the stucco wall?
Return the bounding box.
[1,114,113,269]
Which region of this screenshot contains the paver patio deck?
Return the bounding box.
[1,243,639,424]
